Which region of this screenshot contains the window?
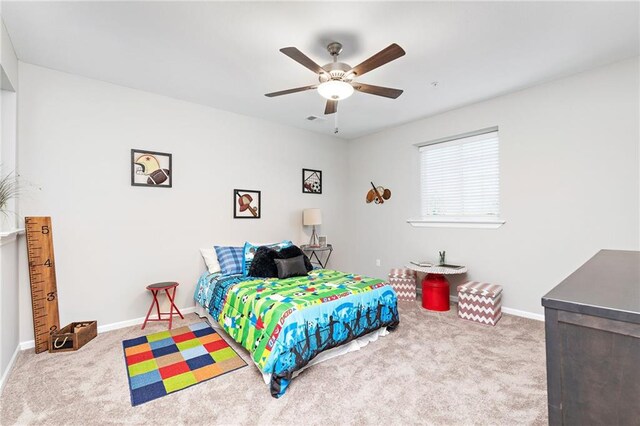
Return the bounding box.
[409,128,504,228]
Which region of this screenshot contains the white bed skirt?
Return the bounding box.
[194,304,389,384]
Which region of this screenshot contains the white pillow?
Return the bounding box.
[200,248,221,274]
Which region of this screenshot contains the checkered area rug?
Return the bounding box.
[122,322,247,406]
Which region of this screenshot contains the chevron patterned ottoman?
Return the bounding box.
[388,268,417,302]
[457,281,503,326]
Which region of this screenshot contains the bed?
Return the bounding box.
[194,268,399,397]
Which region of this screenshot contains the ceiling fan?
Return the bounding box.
[265,42,406,115]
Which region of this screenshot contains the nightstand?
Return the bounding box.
[301,244,333,269]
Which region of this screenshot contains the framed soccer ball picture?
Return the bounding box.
[302,169,322,194]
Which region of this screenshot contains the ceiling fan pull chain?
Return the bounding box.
[334,111,339,134]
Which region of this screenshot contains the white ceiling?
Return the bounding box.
[2,1,639,139]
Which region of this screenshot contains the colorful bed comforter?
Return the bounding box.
[194,269,399,397]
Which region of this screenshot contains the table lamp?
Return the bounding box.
[303,208,322,247]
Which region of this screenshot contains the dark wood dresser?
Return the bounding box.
[542,250,640,425]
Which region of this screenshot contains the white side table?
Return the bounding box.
[405,264,468,275]
[405,264,467,311]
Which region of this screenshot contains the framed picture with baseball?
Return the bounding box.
[234,189,261,219]
[131,149,172,188]
[302,168,322,194]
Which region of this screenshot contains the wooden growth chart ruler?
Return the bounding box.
[25,216,60,353]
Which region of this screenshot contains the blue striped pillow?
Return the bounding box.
[214,246,244,276]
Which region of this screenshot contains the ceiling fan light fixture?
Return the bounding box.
[317,80,354,101]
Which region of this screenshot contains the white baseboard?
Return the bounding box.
[449,295,544,322]
[6,299,541,389]
[501,306,545,322]
[18,306,197,351]
[15,298,543,351]
[0,344,20,393]
[19,340,33,351]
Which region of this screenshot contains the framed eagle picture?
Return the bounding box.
[302,168,322,194]
[131,149,172,188]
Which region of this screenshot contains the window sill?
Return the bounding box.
[406,218,506,229]
[0,228,24,245]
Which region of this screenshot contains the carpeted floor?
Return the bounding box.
[0,302,547,425]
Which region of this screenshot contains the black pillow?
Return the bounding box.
[274,255,308,279]
[279,245,313,272]
[248,246,280,278]
[248,245,313,278]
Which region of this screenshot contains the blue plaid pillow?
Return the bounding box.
[214,246,244,276]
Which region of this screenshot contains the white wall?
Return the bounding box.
[17,63,348,342]
[0,20,17,90]
[0,234,19,385]
[0,11,19,389]
[345,57,640,316]
[13,55,640,346]
[1,88,16,229]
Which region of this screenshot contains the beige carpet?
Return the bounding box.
[0,302,547,425]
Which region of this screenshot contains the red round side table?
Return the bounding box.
[141,282,184,330]
[406,264,468,312]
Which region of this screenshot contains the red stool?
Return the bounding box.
[142,282,184,330]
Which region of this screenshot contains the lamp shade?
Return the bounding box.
[303,208,322,226]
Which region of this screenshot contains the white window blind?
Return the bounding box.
[420,131,500,218]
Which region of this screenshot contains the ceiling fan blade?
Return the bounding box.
[353,83,403,99]
[264,85,317,97]
[280,47,326,74]
[349,43,406,77]
[324,100,337,115]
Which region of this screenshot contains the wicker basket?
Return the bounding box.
[49,321,97,352]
